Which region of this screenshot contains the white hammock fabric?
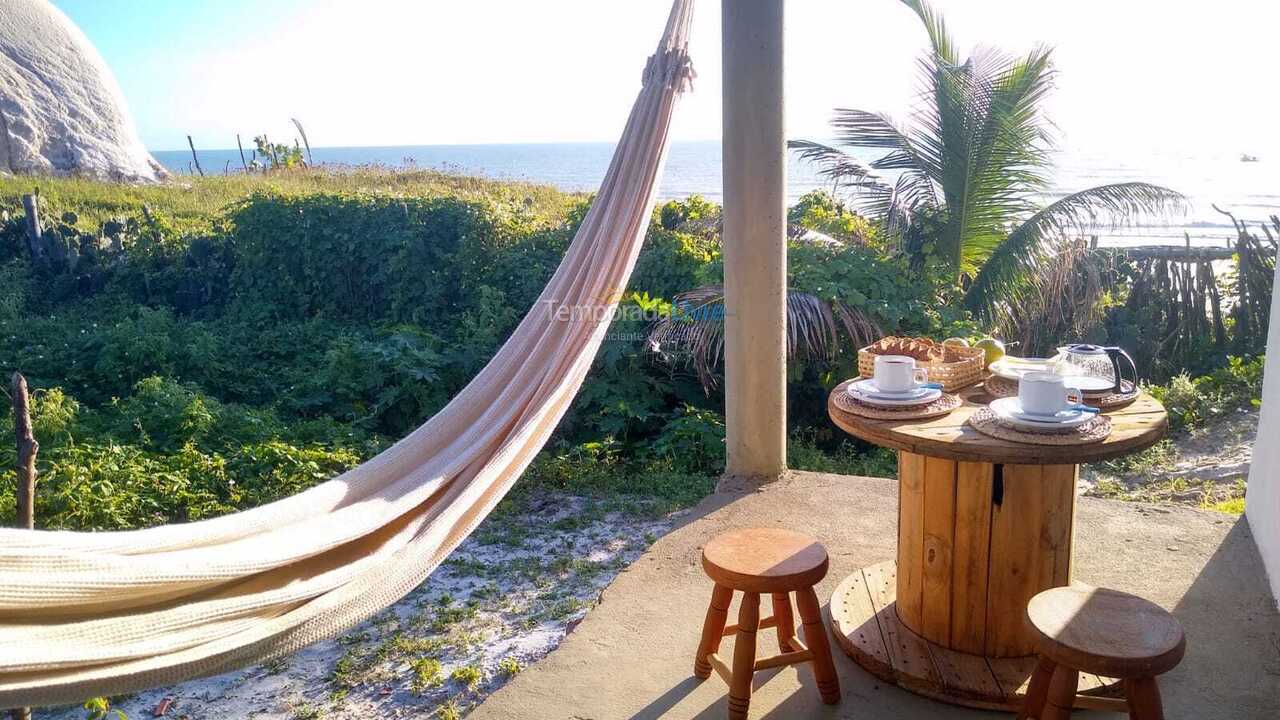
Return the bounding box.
[0,0,694,706]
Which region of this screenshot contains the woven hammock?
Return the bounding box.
[0,0,694,706]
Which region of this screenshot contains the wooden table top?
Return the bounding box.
[828,378,1168,465]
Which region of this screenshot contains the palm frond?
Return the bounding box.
[913,43,1058,277]
[786,140,885,191]
[786,138,909,223]
[965,182,1189,322]
[829,109,939,179]
[899,0,958,66]
[647,285,882,392]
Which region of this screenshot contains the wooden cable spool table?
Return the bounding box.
[826,378,1168,711]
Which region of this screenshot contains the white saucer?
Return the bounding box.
[849,378,934,399]
[989,397,1096,430]
[848,383,942,407]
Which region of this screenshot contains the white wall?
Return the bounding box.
[1246,259,1280,607]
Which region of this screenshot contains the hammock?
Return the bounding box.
[0,0,694,707]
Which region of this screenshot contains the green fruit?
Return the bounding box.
[943,337,970,348]
[974,337,1006,366]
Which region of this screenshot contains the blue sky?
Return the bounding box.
[52,0,1280,155]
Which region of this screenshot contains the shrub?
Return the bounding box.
[291,326,448,434]
[647,405,726,473]
[229,192,549,327]
[1147,355,1265,432]
[101,376,218,452]
[410,657,444,692]
[788,190,878,246]
[450,665,483,689]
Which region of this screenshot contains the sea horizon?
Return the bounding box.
[153,139,1280,248]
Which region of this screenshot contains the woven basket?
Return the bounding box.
[857,336,985,392]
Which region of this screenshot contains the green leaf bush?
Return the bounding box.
[0,174,1256,532]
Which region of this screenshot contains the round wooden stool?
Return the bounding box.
[693,528,840,719]
[1019,585,1186,720]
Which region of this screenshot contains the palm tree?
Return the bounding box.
[791,0,1187,323]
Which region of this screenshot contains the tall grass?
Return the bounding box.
[0,166,578,233]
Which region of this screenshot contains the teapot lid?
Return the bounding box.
[1064,343,1108,355]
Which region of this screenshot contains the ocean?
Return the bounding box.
[152,140,1279,248]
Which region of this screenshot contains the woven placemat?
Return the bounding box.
[985,375,1138,410]
[834,388,962,421]
[968,407,1112,445]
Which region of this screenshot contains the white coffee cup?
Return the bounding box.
[874,355,929,393]
[1018,372,1084,416]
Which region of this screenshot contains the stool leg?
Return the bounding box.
[1017,657,1057,720]
[1124,677,1164,720]
[771,592,797,652]
[694,584,733,679]
[1040,665,1079,720]
[728,592,760,720]
[795,587,841,704]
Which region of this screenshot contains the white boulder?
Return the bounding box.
[0,0,165,180]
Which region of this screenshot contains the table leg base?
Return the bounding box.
[830,561,1123,712]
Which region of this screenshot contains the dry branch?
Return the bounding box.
[187,135,204,176]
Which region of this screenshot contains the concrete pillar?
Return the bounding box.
[722,0,787,478]
[1246,258,1280,606]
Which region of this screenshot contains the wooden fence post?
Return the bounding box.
[9,372,35,720]
[20,194,45,268]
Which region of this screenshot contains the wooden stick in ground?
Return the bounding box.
[237,134,249,172]
[12,372,36,530]
[20,193,45,267]
[8,372,35,720]
[187,135,204,176]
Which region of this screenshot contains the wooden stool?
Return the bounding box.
[1019,585,1186,720]
[693,528,840,719]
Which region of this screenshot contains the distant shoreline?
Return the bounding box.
[152,141,1279,248]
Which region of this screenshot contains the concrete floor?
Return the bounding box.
[472,471,1280,720]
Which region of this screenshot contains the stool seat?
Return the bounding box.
[695,529,840,718]
[1028,585,1186,679]
[701,527,829,593]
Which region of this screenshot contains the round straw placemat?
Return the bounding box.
[985,375,1139,410]
[967,407,1112,445]
[833,388,962,421]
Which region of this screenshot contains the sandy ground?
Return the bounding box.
[45,494,681,720]
[1082,406,1258,506]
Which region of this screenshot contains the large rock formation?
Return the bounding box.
[0,0,165,180]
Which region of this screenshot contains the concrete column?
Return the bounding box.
[1246,258,1280,606]
[722,0,787,478]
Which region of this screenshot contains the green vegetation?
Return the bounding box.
[411,657,444,692]
[0,153,1268,532]
[82,697,127,720]
[497,656,522,677]
[1146,355,1265,432]
[450,665,483,690]
[6,162,977,531]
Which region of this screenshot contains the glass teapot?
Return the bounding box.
[1054,344,1137,394]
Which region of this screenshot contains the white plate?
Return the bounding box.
[989,397,1096,430]
[848,385,943,407]
[989,356,1062,381]
[848,378,933,400]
